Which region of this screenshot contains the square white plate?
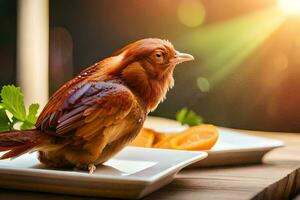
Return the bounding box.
[144,117,284,167]
[0,146,207,199]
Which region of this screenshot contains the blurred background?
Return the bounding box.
[0,0,300,132]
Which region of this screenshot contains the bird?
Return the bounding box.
[0,38,194,174]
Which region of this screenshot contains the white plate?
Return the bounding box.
[144,116,284,167]
[0,146,207,199]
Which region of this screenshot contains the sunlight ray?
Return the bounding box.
[178,7,286,90]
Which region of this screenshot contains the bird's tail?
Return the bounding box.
[0,130,46,159]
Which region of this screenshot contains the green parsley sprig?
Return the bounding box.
[176,107,203,126]
[0,85,40,131]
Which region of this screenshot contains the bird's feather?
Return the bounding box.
[39,80,134,141]
[36,55,126,129]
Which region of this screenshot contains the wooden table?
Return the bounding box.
[0,130,299,200]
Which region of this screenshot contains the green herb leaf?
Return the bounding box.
[0,108,11,132]
[20,103,39,130]
[27,103,39,124]
[0,85,26,121]
[20,121,35,130]
[176,107,188,123]
[0,85,40,132]
[176,107,203,126]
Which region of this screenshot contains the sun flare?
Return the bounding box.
[278,0,300,15]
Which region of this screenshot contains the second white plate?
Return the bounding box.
[144,116,284,167]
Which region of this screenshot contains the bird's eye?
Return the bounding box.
[152,51,164,64]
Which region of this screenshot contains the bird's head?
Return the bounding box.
[113,38,194,111]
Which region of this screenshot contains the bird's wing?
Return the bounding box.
[36,64,98,128]
[36,55,125,128]
[37,80,135,140]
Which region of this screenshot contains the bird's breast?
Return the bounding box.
[105,98,146,144]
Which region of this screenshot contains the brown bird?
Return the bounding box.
[0,38,194,173]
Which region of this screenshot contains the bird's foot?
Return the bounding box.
[74,163,96,174]
[88,164,96,174]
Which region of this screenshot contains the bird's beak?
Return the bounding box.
[171,51,194,64]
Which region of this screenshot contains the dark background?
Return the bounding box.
[1,0,300,132]
[0,0,17,87]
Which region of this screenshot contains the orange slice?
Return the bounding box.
[153,133,179,149]
[130,128,155,148]
[170,124,219,150]
[153,131,167,145]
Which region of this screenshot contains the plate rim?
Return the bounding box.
[0,147,207,184]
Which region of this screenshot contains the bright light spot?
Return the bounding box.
[177,0,206,28]
[278,0,300,15]
[197,77,210,92]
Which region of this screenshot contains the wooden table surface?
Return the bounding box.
[0,130,299,200]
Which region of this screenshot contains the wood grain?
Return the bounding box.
[0,130,299,200]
